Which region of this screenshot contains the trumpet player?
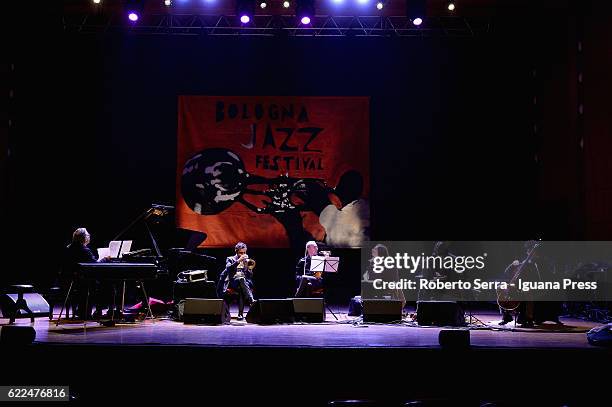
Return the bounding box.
[217,242,255,320]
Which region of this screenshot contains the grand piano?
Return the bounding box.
[57,204,216,324]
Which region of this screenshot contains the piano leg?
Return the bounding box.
[55,281,74,326]
[120,280,126,319]
[83,284,90,328]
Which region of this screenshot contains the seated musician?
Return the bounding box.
[364,244,406,308]
[499,240,561,327]
[62,228,110,319]
[217,242,255,320]
[295,241,327,298]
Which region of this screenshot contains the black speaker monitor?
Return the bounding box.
[292,298,325,323]
[362,299,403,323]
[183,298,230,324]
[246,299,294,324]
[0,326,36,345]
[416,301,465,326]
[439,329,471,348]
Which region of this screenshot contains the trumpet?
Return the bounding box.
[237,257,256,271]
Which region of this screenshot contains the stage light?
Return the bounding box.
[447,2,455,11]
[126,0,144,23]
[236,0,255,24]
[93,0,101,4]
[259,0,267,9]
[376,1,385,10]
[406,0,426,26]
[296,0,314,25]
[283,1,291,8]
[357,0,369,4]
[164,0,172,6]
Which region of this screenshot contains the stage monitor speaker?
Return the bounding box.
[416,301,465,326]
[439,329,470,348]
[246,299,294,324]
[0,326,36,345]
[292,298,325,323]
[362,299,403,323]
[0,293,50,319]
[183,298,230,324]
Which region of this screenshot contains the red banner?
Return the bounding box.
[176,96,369,248]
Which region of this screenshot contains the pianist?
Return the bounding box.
[62,227,110,319]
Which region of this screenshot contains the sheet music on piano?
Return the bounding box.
[97,240,133,260]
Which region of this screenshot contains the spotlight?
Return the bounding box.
[296,0,314,25]
[126,0,144,23]
[376,1,384,10]
[283,1,291,8]
[236,0,255,24]
[259,0,267,8]
[447,2,456,11]
[93,0,101,4]
[406,0,426,26]
[164,0,172,6]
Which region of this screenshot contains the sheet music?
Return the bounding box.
[108,240,133,258]
[310,256,340,273]
[97,247,111,260]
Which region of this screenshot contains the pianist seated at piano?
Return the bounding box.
[62,227,111,319]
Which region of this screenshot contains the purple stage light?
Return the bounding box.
[301,16,311,25]
[128,12,139,22]
[240,15,251,24]
[413,17,423,26]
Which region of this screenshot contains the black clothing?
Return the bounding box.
[295,256,323,297]
[217,255,255,317]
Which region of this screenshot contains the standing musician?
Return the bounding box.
[295,241,329,297]
[217,242,255,320]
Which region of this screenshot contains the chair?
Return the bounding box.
[223,286,254,318]
[45,285,77,320]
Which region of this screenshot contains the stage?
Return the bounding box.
[2,306,610,406]
[8,306,603,349]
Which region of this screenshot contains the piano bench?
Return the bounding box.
[7,285,35,324]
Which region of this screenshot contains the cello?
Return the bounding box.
[496,242,541,311]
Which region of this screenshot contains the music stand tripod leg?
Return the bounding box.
[323,277,338,320]
[326,302,338,320]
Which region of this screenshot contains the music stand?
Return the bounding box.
[310,256,340,320]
